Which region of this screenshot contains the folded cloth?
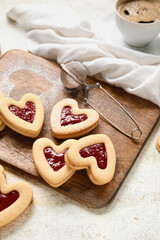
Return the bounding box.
[7,4,160,106]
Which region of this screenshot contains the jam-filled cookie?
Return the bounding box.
[0,91,5,131]
[0,93,44,138]
[50,98,99,139]
[33,138,76,187]
[0,165,33,227]
[65,134,116,185]
[156,136,160,152]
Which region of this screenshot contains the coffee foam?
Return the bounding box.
[118,0,160,23]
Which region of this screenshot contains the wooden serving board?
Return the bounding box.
[0,49,159,208]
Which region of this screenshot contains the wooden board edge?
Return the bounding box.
[96,115,160,208]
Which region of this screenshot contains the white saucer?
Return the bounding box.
[100,13,160,56]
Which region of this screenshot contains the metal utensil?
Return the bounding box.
[60,61,142,140]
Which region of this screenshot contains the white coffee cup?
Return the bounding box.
[115,0,160,47]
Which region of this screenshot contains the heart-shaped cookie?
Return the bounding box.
[0,91,5,131]
[0,165,33,227]
[50,98,99,139]
[33,138,77,187]
[65,134,116,185]
[0,93,44,138]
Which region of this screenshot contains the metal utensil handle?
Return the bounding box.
[60,63,142,140]
[84,82,142,140]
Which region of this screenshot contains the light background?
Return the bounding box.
[0,0,160,239]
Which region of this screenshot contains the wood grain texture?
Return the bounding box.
[0,49,159,208]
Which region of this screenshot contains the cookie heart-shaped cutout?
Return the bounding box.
[9,102,36,123]
[33,138,77,187]
[50,98,99,139]
[79,143,107,170]
[0,165,33,227]
[65,134,116,185]
[0,191,19,212]
[60,106,88,126]
[0,93,44,138]
[0,91,5,131]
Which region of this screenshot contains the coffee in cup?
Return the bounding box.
[117,0,160,23]
[115,0,160,47]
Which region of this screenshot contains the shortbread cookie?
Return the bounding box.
[0,93,44,138]
[0,91,5,131]
[0,165,33,227]
[65,134,116,185]
[50,98,99,139]
[156,136,160,152]
[33,138,76,187]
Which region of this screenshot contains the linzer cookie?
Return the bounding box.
[50,98,99,139]
[156,136,160,152]
[0,91,5,131]
[0,165,33,227]
[0,93,44,138]
[33,138,76,187]
[65,134,116,185]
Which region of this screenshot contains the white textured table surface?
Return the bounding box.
[0,0,160,239]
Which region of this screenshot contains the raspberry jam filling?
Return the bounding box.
[44,147,68,171]
[9,102,36,123]
[0,191,19,212]
[60,106,88,126]
[79,143,107,169]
